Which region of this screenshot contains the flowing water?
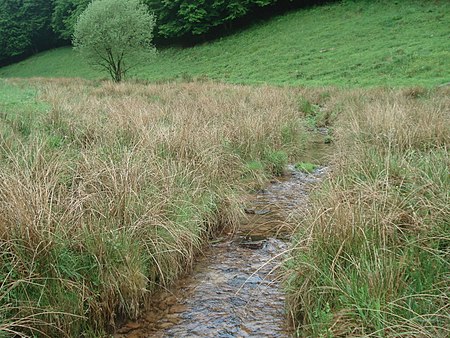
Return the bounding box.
[115,169,326,337]
[116,137,330,338]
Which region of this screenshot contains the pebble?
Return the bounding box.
[168,304,187,314]
[158,322,174,329]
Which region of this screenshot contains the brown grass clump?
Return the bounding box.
[0,78,310,336]
[285,87,450,337]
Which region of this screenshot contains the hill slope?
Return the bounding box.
[0,0,449,87]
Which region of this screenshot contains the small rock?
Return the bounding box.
[241,324,252,334]
[169,304,188,313]
[239,240,266,249]
[254,209,271,215]
[126,322,141,330]
[117,327,132,334]
[125,332,141,338]
[158,322,175,329]
[166,314,182,324]
[163,295,177,306]
[144,312,160,323]
[117,322,141,334]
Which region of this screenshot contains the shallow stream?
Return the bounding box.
[115,161,327,338]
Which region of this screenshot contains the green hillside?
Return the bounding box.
[1,0,449,86]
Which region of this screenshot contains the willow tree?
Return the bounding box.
[73,0,155,82]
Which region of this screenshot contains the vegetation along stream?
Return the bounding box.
[115,140,331,337]
[1,0,449,335]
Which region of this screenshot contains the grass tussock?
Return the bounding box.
[285,87,450,337]
[0,78,314,336]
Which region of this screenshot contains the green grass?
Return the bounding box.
[0,80,48,113]
[295,161,319,173]
[1,0,449,87]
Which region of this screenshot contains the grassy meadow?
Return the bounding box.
[0,78,315,336]
[1,0,449,337]
[1,77,448,337]
[0,0,449,87]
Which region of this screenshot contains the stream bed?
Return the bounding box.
[115,163,327,338]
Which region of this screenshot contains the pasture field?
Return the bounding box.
[1,0,449,87]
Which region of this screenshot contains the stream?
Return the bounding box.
[115,134,330,337]
[115,164,327,338]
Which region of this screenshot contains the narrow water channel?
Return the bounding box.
[115,161,328,338]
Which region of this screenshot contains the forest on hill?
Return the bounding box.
[0,0,331,66]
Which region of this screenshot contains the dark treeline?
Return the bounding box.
[0,0,335,66]
[0,0,57,66]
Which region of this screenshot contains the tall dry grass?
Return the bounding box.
[0,78,313,336]
[4,79,447,337]
[285,87,450,337]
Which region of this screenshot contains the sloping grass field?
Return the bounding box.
[0,0,449,87]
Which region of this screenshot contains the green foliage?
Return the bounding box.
[52,0,91,41]
[0,0,55,65]
[73,0,156,82]
[242,160,267,185]
[299,97,335,129]
[245,160,265,172]
[146,0,276,39]
[263,150,288,176]
[0,0,328,66]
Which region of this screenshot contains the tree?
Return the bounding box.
[52,0,91,41]
[73,0,155,82]
[144,0,277,40]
